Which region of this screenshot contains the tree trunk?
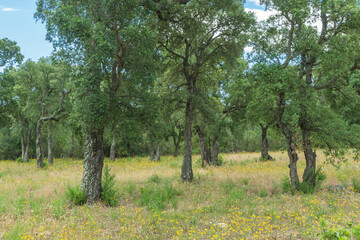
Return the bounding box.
[276,93,299,189]
[173,131,181,157]
[69,129,75,159]
[260,124,273,161]
[233,140,238,153]
[24,130,30,163]
[156,144,161,161]
[148,141,155,161]
[47,125,53,165]
[21,134,25,162]
[300,116,317,186]
[211,140,219,166]
[36,120,44,168]
[81,129,104,204]
[110,134,116,161]
[195,126,209,167]
[181,93,194,182]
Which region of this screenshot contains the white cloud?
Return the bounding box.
[247,0,261,6]
[2,8,20,12]
[245,8,278,21]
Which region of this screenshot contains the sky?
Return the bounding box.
[0,0,267,62]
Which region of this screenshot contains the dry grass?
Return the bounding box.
[1,151,360,239]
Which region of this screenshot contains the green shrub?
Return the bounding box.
[65,185,86,205]
[242,178,250,186]
[101,165,121,207]
[297,167,326,194]
[319,218,351,240]
[139,181,181,211]
[280,176,293,194]
[148,174,161,183]
[16,157,22,163]
[258,188,268,198]
[217,155,224,166]
[352,177,360,192]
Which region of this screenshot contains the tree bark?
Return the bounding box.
[109,134,116,161]
[300,114,317,186]
[260,124,273,161]
[211,140,219,166]
[156,144,161,161]
[195,125,209,167]
[181,92,194,182]
[36,120,44,168]
[81,129,104,204]
[47,125,53,165]
[24,130,30,163]
[275,93,299,189]
[173,130,182,157]
[148,141,155,161]
[21,134,25,162]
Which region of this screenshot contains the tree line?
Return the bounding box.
[1,0,360,203]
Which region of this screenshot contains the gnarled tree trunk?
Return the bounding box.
[181,92,194,182]
[300,114,317,186]
[276,93,300,189]
[36,119,44,168]
[81,129,104,204]
[260,124,273,161]
[195,125,210,167]
[47,125,53,164]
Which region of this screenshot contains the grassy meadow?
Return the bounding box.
[1,151,360,239]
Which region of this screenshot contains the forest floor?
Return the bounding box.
[1,151,360,239]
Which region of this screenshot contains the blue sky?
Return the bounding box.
[0,0,264,62]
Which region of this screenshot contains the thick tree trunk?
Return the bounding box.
[148,141,155,161]
[69,130,75,159]
[47,125,53,165]
[211,140,219,166]
[110,134,116,161]
[81,129,104,204]
[260,124,273,161]
[181,93,194,182]
[156,144,161,161]
[195,126,209,167]
[36,120,44,168]
[276,93,299,189]
[300,116,317,186]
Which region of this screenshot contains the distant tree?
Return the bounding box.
[150,0,254,181]
[253,0,360,189]
[13,59,71,167]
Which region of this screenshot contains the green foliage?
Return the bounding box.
[297,167,326,194]
[280,176,293,194]
[65,185,86,206]
[320,219,351,240]
[352,177,360,192]
[148,174,161,184]
[139,181,181,211]
[101,165,121,207]
[258,188,268,198]
[124,182,136,196]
